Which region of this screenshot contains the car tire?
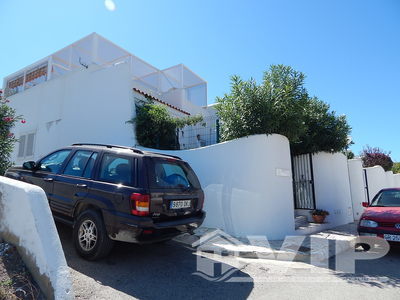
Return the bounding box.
[73,209,114,260]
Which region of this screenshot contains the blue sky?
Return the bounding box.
[1,0,399,159]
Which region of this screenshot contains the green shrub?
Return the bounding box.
[128,100,202,150]
[0,91,21,175]
[216,65,352,154]
[392,162,400,174]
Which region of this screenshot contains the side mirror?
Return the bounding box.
[23,161,37,170]
[362,202,369,208]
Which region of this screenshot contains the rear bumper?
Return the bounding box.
[103,210,205,243]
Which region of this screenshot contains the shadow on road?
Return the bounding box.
[56,223,253,299]
[332,245,400,288]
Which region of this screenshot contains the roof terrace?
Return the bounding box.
[3,33,207,107]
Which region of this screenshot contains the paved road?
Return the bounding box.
[57,223,400,299]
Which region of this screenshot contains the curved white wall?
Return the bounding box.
[312,152,354,226]
[348,158,366,220]
[142,134,295,239]
[0,176,73,299]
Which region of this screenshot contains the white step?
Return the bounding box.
[295,215,309,229]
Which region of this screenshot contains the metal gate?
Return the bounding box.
[363,169,370,204]
[292,153,316,209]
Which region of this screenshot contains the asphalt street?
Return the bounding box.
[56,223,400,300]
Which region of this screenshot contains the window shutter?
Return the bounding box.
[26,133,35,156]
[18,135,26,158]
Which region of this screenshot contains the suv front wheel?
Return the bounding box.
[73,210,114,260]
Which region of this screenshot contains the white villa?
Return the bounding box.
[5,33,400,239]
[3,33,218,164]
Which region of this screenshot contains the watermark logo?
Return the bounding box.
[191,229,391,282]
[192,229,246,282]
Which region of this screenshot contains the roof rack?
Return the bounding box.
[72,143,144,154]
[146,151,182,160]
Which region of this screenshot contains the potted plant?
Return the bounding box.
[310,209,329,223]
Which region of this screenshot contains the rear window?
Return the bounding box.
[149,158,200,189]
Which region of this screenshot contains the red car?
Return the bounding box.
[358,188,400,249]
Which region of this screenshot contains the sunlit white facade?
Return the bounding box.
[3,33,217,164]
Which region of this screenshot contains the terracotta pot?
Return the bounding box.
[312,215,326,224]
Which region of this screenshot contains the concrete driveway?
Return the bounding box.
[57,223,400,299]
[57,223,253,299]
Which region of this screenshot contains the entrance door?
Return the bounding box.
[292,153,316,210]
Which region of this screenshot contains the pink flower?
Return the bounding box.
[7,132,14,137]
[3,117,14,122]
[21,119,26,124]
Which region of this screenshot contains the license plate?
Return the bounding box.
[383,234,400,242]
[170,200,191,209]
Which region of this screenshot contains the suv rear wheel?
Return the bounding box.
[73,210,114,260]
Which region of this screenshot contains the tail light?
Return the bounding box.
[199,197,204,210]
[131,193,150,216]
[199,193,205,210]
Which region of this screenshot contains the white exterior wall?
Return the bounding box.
[364,166,387,201]
[0,176,73,299]
[312,152,354,226]
[362,167,400,202]
[347,158,366,220]
[347,161,400,210]
[394,174,400,187]
[386,171,395,188]
[142,134,295,240]
[8,63,136,163]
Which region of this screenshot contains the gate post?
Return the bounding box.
[309,153,317,209]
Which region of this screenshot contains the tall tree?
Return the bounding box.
[291,97,351,154]
[216,65,352,154]
[216,65,308,143]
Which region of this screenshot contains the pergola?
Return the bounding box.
[3,33,207,102]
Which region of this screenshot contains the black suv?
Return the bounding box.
[5,144,205,260]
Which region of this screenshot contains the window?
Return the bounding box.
[18,133,35,159]
[63,151,94,177]
[83,153,98,179]
[150,159,200,189]
[98,154,133,185]
[39,150,71,174]
[18,136,26,158]
[25,133,35,156]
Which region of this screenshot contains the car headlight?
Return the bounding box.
[360,219,378,228]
